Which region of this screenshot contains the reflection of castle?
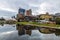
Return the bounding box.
[16,24,31,36]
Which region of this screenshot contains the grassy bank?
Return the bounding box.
[17,22,60,27]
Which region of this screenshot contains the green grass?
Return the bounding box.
[16,22,60,27]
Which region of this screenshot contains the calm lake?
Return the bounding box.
[0,24,60,40]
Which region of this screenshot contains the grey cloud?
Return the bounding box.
[0,0,60,18]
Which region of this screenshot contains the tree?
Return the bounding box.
[49,18,52,21]
[0,17,5,21]
[55,18,60,24]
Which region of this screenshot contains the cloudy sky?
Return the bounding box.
[0,0,60,18]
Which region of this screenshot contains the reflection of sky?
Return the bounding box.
[0,24,16,32]
[0,25,60,40]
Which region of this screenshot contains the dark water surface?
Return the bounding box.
[0,24,60,40]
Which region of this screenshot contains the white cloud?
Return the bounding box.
[0,0,60,16]
[29,3,39,7]
[0,1,17,12]
[0,8,17,12]
[35,2,59,15]
[26,0,60,15]
[40,2,53,11]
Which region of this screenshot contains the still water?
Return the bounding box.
[0,24,60,40]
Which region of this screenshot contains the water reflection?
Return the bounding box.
[39,28,53,34]
[16,24,31,36]
[55,29,60,36]
[16,24,60,36]
[0,24,4,26]
[0,24,60,40]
